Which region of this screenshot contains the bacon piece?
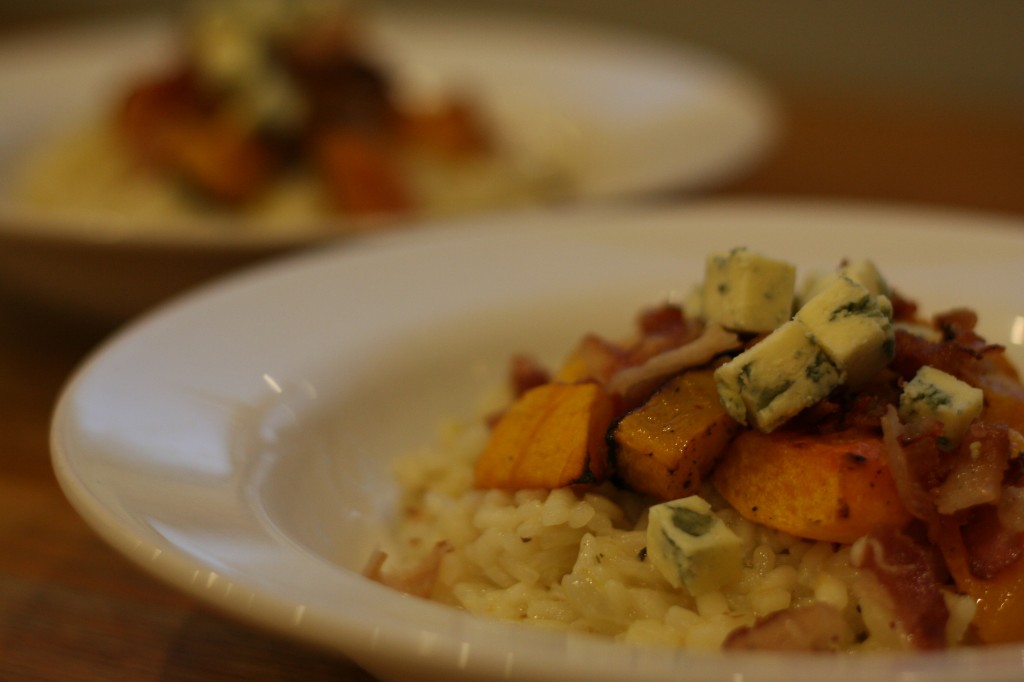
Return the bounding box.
[567,333,626,385]
[891,328,984,383]
[723,603,851,652]
[934,421,1013,515]
[883,404,1024,586]
[278,19,398,133]
[555,306,702,391]
[313,129,412,214]
[628,303,694,360]
[362,541,452,598]
[851,527,950,649]
[799,380,901,434]
[605,323,741,406]
[116,68,276,203]
[605,303,701,374]
[998,484,1024,533]
[880,406,942,522]
[888,288,920,322]
[508,354,551,397]
[961,504,1024,580]
[116,67,209,159]
[637,303,687,336]
[400,97,493,159]
[891,309,1008,389]
[935,309,986,347]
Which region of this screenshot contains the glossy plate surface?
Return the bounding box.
[52,200,1024,681]
[0,9,775,320]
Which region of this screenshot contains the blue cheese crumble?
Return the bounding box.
[899,366,984,449]
[646,495,744,595]
[713,256,895,432]
[794,276,895,387]
[702,248,796,334]
[714,320,842,432]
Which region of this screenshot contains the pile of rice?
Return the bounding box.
[380,410,977,652]
[12,121,567,237]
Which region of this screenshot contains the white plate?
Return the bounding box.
[0,9,776,321]
[51,199,1024,682]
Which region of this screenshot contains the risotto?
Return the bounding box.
[368,250,1024,652]
[12,0,565,235]
[376,416,975,652]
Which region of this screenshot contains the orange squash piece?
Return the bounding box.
[400,98,492,159]
[474,382,614,489]
[157,116,274,204]
[314,130,412,215]
[609,369,739,501]
[712,428,912,543]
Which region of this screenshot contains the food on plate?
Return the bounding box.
[13,0,564,229]
[366,247,1024,651]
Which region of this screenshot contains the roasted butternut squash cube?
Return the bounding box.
[314,130,412,214]
[712,428,912,543]
[474,382,614,489]
[609,369,739,501]
[158,117,274,204]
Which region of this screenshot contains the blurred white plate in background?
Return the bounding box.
[0,8,775,322]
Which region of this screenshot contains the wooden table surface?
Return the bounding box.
[1,86,1022,681]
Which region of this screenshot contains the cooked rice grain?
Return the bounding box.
[378,418,975,651]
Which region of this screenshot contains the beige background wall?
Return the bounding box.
[3,0,1023,116]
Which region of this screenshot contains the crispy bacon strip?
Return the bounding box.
[888,288,920,322]
[891,329,984,383]
[998,484,1024,534]
[891,309,1008,389]
[564,333,626,385]
[627,304,697,363]
[935,421,1013,515]
[508,354,551,397]
[851,528,950,649]
[723,603,851,652]
[880,406,940,522]
[362,541,452,598]
[117,69,275,203]
[960,505,1024,579]
[606,323,740,403]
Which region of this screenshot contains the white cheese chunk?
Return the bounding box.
[703,248,796,333]
[841,259,889,298]
[798,259,889,306]
[646,495,743,596]
[899,366,984,449]
[187,1,316,133]
[684,283,705,320]
[794,276,895,386]
[714,320,841,432]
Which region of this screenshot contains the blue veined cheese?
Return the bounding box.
[714,320,841,432]
[794,275,895,387]
[185,0,353,133]
[899,366,984,449]
[799,258,890,305]
[841,259,890,298]
[683,283,704,320]
[646,495,743,595]
[702,248,796,334]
